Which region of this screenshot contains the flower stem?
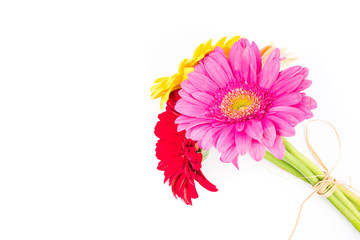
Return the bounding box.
[265,138,360,232]
[283,138,360,222]
[326,194,360,231]
[282,138,324,177]
[339,185,360,211]
[282,151,319,185]
[333,188,360,222]
[264,149,360,232]
[263,151,309,184]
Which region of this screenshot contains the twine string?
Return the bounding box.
[260,119,359,239]
[288,119,341,240]
[305,119,341,174]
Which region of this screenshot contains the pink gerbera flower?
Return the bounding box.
[175,38,316,167]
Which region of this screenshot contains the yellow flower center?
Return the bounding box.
[231,96,252,110]
[220,88,261,120]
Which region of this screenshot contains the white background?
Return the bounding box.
[1,0,360,239]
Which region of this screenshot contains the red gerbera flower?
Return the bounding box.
[154,90,218,205]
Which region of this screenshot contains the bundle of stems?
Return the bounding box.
[264,138,360,232]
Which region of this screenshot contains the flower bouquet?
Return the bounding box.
[150,36,360,238]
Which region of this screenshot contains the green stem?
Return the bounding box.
[284,139,360,213]
[282,138,324,177]
[264,152,310,184]
[339,185,360,211]
[282,151,319,185]
[355,203,360,212]
[326,194,360,231]
[265,150,360,230]
[265,150,360,231]
[282,138,360,229]
[332,188,360,222]
[283,139,360,219]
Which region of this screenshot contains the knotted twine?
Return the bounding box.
[287,119,341,239]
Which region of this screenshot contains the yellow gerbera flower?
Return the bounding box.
[151,36,241,109]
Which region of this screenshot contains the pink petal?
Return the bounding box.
[241,47,257,84]
[250,41,262,73]
[249,140,266,161]
[268,106,307,122]
[208,47,234,81]
[191,92,214,105]
[235,122,245,131]
[216,125,235,152]
[212,124,227,146]
[239,38,250,47]
[271,66,309,95]
[260,119,276,148]
[294,95,317,118]
[203,57,230,88]
[229,41,244,81]
[270,112,299,127]
[228,39,250,82]
[178,92,208,107]
[244,119,263,140]
[175,115,195,124]
[232,159,240,169]
[235,131,251,155]
[180,80,198,94]
[178,88,195,102]
[188,125,213,141]
[212,122,227,128]
[177,122,189,132]
[295,79,312,92]
[175,99,208,117]
[276,66,302,81]
[197,61,210,78]
[258,48,280,89]
[271,74,303,95]
[187,72,219,92]
[268,136,285,159]
[308,96,317,109]
[271,93,302,107]
[194,62,206,75]
[186,118,215,129]
[200,129,214,149]
[299,67,309,78]
[220,143,239,164]
[266,115,296,137]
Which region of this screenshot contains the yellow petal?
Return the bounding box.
[222,36,241,48]
[215,37,227,48]
[151,36,242,109]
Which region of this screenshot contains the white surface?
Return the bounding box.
[1,0,360,239]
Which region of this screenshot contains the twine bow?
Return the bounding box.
[306,119,341,197]
[288,119,342,239]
